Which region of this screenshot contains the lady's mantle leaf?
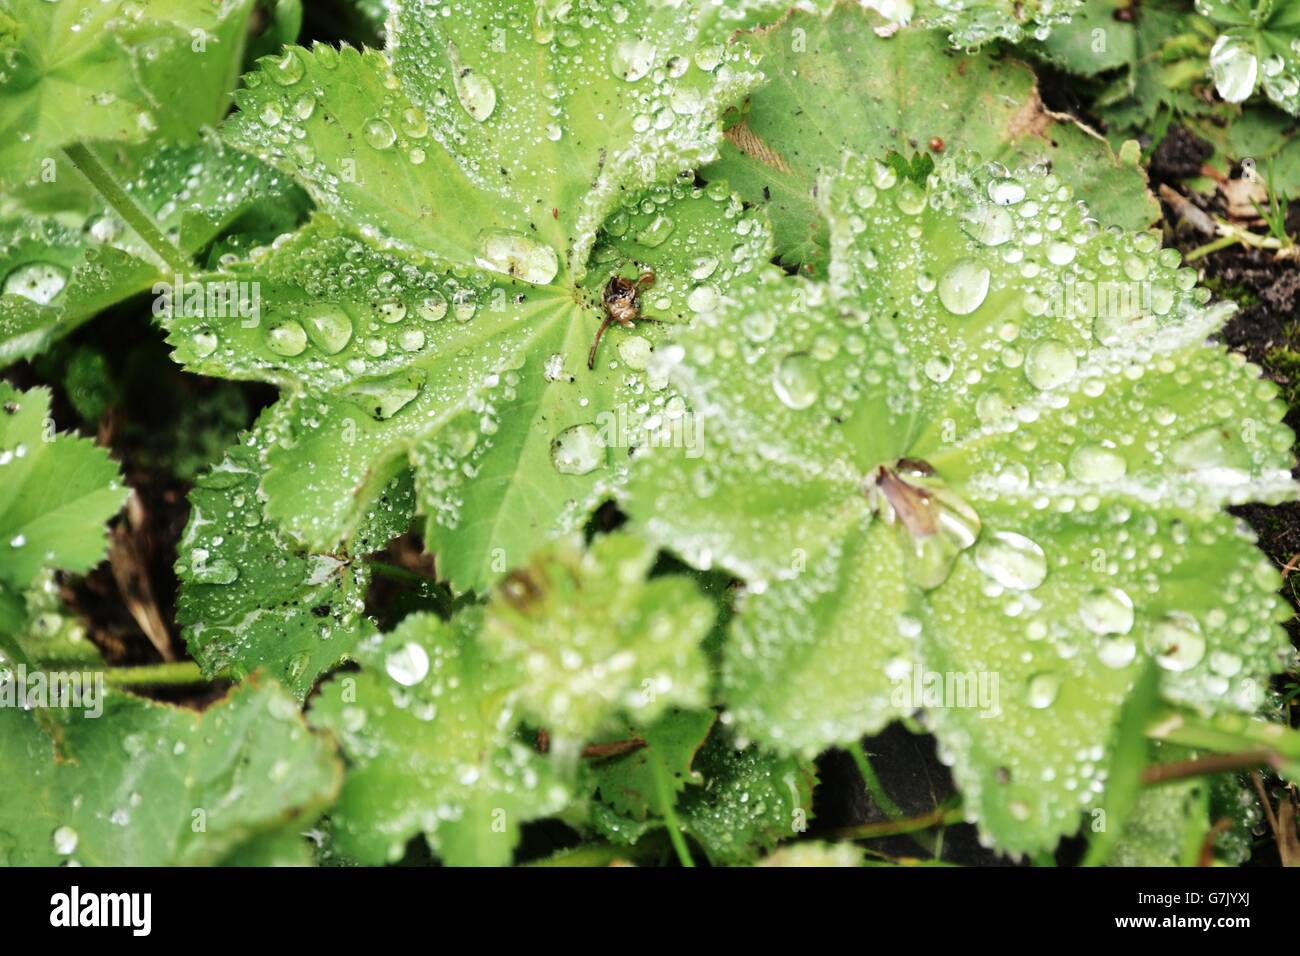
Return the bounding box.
[0,382,127,608]
[180,7,776,591]
[624,153,1296,853]
[309,610,568,866]
[0,0,259,185]
[705,3,1156,270]
[483,532,715,744]
[0,140,308,363]
[1199,0,1300,114]
[586,711,817,864]
[175,419,413,699]
[0,678,341,866]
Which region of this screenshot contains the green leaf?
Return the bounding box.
[0,0,259,185]
[2,569,103,667]
[676,726,817,864]
[183,3,777,591]
[865,0,1083,48]
[624,152,1296,853]
[586,712,817,864]
[703,3,1157,271]
[0,382,127,596]
[1201,0,1300,115]
[0,677,340,866]
[0,139,308,362]
[482,532,715,744]
[586,708,716,823]
[175,419,413,698]
[309,609,568,866]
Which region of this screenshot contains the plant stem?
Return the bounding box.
[1184,234,1238,262]
[103,661,205,687]
[825,804,965,841]
[652,760,695,868]
[847,741,904,818]
[63,143,191,275]
[1146,707,1300,780]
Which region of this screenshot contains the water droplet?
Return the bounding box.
[363,117,397,149]
[419,293,448,321]
[4,262,67,304]
[266,320,308,357]
[687,284,720,313]
[192,557,238,585]
[1069,444,1127,482]
[1079,587,1133,635]
[476,231,559,285]
[345,370,425,420]
[772,352,820,410]
[453,289,477,322]
[988,178,1025,205]
[449,44,496,121]
[937,260,990,315]
[960,203,1014,246]
[924,354,954,383]
[1210,35,1258,103]
[635,215,674,247]
[386,642,429,686]
[974,531,1047,590]
[52,826,78,855]
[1027,672,1059,709]
[302,305,353,355]
[1098,636,1137,669]
[611,38,656,82]
[1024,339,1076,390]
[1170,425,1252,484]
[617,335,652,370]
[1148,613,1205,672]
[269,50,305,86]
[550,423,606,475]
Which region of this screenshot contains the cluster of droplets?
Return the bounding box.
[864,0,1082,48]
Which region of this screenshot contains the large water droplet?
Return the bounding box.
[611,38,656,82]
[937,260,990,315]
[1027,672,1059,709]
[1024,339,1076,390]
[449,44,496,121]
[302,305,353,355]
[345,370,425,420]
[270,50,306,86]
[266,320,308,357]
[363,117,397,150]
[1210,35,1258,103]
[974,531,1046,590]
[386,641,429,686]
[4,262,68,304]
[476,230,559,285]
[1148,613,1205,672]
[550,423,606,475]
[52,825,78,855]
[959,203,1014,246]
[1169,425,1252,484]
[1079,587,1134,635]
[192,556,238,585]
[1069,444,1127,482]
[772,352,820,410]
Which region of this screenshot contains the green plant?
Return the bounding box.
[1,0,1298,869]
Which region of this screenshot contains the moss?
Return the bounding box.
[1264,342,1300,407]
[1202,275,1260,308]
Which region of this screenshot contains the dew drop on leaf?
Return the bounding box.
[974,531,1047,590]
[448,44,496,121]
[610,38,656,82]
[1079,587,1134,636]
[3,262,68,304]
[1148,613,1206,672]
[302,305,354,355]
[1027,672,1060,709]
[476,231,560,285]
[772,352,820,410]
[550,423,606,476]
[52,826,78,855]
[385,641,430,686]
[1024,339,1076,390]
[937,260,990,315]
[266,320,308,357]
[1210,35,1259,103]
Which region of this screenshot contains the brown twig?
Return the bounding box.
[1141,750,1276,785]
